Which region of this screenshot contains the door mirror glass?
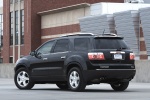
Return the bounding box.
[36,52,42,58]
[30,51,35,56]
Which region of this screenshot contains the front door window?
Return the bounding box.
[36,40,55,55]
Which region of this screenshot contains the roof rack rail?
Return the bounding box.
[101,33,117,36]
[62,33,95,37]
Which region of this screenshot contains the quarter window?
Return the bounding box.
[74,38,90,51]
[53,39,69,53]
[37,41,55,54]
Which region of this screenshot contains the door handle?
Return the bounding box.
[61,56,66,59]
[43,58,48,61]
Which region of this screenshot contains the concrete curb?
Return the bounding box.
[0,64,15,78]
[132,60,150,83]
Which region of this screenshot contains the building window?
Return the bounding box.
[10,0,24,4]
[10,0,13,4]
[10,12,13,45]
[15,11,18,45]
[20,10,24,44]
[15,0,18,3]
[0,58,3,63]
[10,10,24,45]
[0,14,3,47]
[9,57,13,63]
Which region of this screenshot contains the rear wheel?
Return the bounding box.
[14,68,34,89]
[68,67,86,91]
[110,82,129,91]
[56,82,68,90]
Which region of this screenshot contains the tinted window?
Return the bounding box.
[95,39,128,49]
[37,41,55,54]
[74,38,90,51]
[53,39,69,53]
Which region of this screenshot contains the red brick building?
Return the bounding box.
[1,0,124,63]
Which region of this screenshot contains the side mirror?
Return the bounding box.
[30,51,35,56]
[36,52,42,58]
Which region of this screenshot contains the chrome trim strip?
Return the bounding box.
[110,51,125,54]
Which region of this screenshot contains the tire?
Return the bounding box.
[110,81,129,91]
[56,82,68,90]
[68,67,86,91]
[14,68,34,90]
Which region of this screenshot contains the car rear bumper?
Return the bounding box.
[83,69,136,83]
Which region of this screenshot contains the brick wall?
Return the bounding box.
[2,0,123,63]
[3,0,10,63]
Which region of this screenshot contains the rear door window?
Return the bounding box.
[53,39,69,53]
[94,38,128,49]
[74,38,90,51]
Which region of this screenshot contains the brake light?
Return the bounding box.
[88,52,105,60]
[130,53,135,60]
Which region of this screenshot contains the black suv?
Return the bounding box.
[14,33,136,91]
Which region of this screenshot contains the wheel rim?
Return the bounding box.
[17,71,29,87]
[69,71,80,89]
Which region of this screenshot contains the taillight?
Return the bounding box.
[88,52,105,60]
[130,53,135,60]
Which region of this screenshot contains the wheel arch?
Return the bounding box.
[15,64,28,72]
[65,62,83,75]
[64,55,88,75]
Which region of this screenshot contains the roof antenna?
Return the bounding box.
[102,29,105,36]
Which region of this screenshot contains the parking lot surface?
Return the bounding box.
[0,78,150,100]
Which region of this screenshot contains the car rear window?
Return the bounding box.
[94,38,129,49]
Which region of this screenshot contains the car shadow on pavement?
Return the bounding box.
[83,89,135,92]
[30,88,134,92]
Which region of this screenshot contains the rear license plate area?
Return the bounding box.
[114,53,122,60]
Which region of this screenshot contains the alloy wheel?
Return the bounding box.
[69,71,80,89]
[17,71,29,87]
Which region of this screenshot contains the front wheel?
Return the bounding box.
[14,68,34,89]
[68,67,86,91]
[110,82,129,91]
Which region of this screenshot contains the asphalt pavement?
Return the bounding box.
[0,78,150,100]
